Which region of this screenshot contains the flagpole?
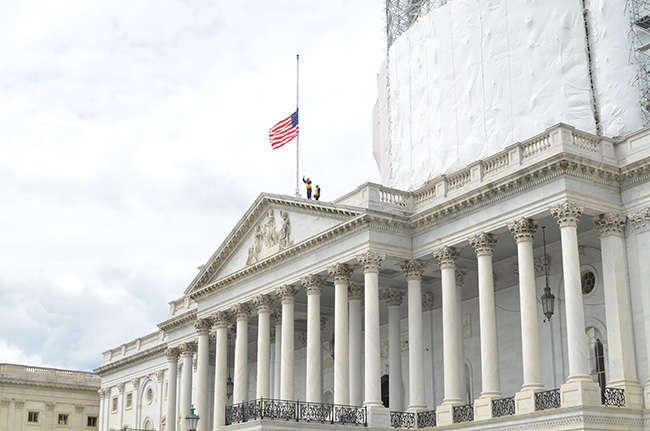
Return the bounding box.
[295,54,300,198]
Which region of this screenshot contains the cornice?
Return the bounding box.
[158,310,197,332]
[412,158,619,232]
[94,344,167,376]
[0,378,100,393]
[185,194,364,295]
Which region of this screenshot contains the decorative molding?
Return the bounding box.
[117,382,124,393]
[179,342,196,356]
[383,287,405,306]
[356,251,385,273]
[271,309,282,326]
[348,282,363,300]
[629,207,650,232]
[302,274,326,295]
[508,218,539,242]
[592,212,626,237]
[165,347,180,362]
[157,310,198,332]
[131,377,140,389]
[75,404,85,413]
[327,263,354,284]
[276,285,299,305]
[455,267,468,286]
[253,294,274,313]
[155,369,164,382]
[212,311,231,329]
[400,259,428,280]
[433,246,461,269]
[0,398,9,407]
[14,399,25,409]
[422,292,434,311]
[194,317,213,335]
[469,232,499,256]
[231,303,251,321]
[45,401,55,411]
[320,315,330,330]
[551,201,583,228]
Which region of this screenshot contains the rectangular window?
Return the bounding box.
[27,411,39,423]
[126,392,133,409]
[57,413,69,425]
[87,416,98,428]
[111,397,118,413]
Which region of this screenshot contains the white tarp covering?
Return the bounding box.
[373,0,643,191]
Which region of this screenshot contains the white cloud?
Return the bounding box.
[0,0,385,371]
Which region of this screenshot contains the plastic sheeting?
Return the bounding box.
[373,0,643,191]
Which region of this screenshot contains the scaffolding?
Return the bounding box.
[627,0,650,124]
[385,0,449,49]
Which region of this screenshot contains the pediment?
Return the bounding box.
[184,194,364,296]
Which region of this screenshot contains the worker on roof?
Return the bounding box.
[303,175,312,199]
[314,185,321,201]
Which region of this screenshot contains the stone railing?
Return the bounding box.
[225,398,367,426]
[1,364,100,384]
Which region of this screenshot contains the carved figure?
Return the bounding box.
[246,226,264,265]
[278,211,291,249]
[263,209,277,247]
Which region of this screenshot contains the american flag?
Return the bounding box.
[269,109,299,149]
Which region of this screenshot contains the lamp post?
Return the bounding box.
[185,405,200,431]
[540,226,555,320]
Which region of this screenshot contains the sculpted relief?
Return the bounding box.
[247,209,293,265]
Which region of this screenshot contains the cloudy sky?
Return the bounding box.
[0,0,386,371]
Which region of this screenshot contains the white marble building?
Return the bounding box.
[0,363,101,431]
[96,122,650,431]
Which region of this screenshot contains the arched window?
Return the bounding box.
[143,418,154,430]
[586,327,606,390]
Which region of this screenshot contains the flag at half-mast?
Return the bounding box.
[269,109,299,149]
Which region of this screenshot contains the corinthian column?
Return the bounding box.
[551,202,601,407]
[194,318,212,431]
[629,208,650,407]
[469,233,501,420]
[232,303,251,404]
[302,274,326,403]
[179,342,195,431]
[508,219,543,386]
[328,263,354,405]
[383,287,405,412]
[400,259,428,411]
[277,285,299,400]
[165,348,180,431]
[348,282,364,406]
[593,213,643,408]
[254,295,274,399]
[212,311,230,430]
[433,247,463,406]
[357,251,385,408]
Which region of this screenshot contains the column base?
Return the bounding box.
[514,387,541,415]
[560,378,601,408]
[645,379,650,409]
[473,395,500,421]
[607,379,643,409]
[435,400,463,426]
[365,404,389,428]
[406,404,427,413]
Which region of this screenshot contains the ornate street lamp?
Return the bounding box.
[185,405,200,431]
[540,226,555,320]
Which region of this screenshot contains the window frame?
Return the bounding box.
[87,415,98,428]
[57,413,70,426]
[27,411,40,424]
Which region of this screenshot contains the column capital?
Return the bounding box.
[277,284,299,304]
[327,263,354,284]
[383,287,405,306]
[131,377,140,389]
[433,246,461,269]
[320,315,330,330]
[551,201,583,228]
[179,341,196,356]
[629,207,650,232]
[212,310,231,329]
[356,250,385,273]
[302,274,327,294]
[469,232,499,256]
[253,294,274,313]
[194,317,213,335]
[232,303,252,321]
[166,347,180,361]
[116,382,125,393]
[455,267,468,286]
[348,281,364,300]
[593,213,626,237]
[507,217,539,242]
[422,291,434,311]
[400,259,428,280]
[271,308,282,325]
[45,401,55,410]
